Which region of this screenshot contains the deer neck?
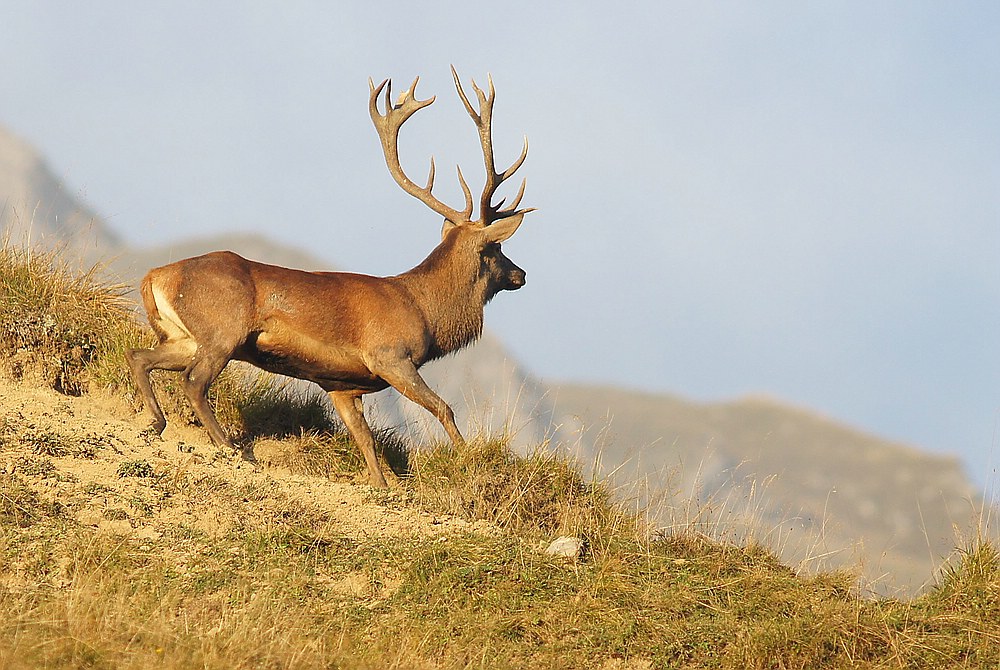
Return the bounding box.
[396,236,487,358]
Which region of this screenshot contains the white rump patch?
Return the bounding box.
[151,285,196,346]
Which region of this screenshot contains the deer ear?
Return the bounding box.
[440,219,458,240]
[482,212,526,243]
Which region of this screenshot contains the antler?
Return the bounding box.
[450,65,531,225]
[369,77,473,224]
[368,69,531,227]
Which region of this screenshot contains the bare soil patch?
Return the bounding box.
[0,379,493,554]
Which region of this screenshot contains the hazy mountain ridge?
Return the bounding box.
[0,125,121,264]
[2,121,993,595]
[552,383,992,593]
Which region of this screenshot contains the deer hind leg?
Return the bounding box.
[329,391,388,488]
[126,339,196,436]
[371,354,466,448]
[128,281,237,450]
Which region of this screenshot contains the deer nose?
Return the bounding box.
[508,269,526,290]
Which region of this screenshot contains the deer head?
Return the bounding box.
[368,66,533,299]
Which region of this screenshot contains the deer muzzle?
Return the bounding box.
[506,267,526,290]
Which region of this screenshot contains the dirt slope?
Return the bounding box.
[0,378,492,581]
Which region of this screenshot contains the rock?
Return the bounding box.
[545,536,585,559]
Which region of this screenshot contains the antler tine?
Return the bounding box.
[383,78,393,113]
[450,66,530,225]
[488,136,531,220]
[473,74,495,117]
[425,157,436,192]
[506,178,527,214]
[369,75,469,224]
[501,136,529,182]
[451,65,480,123]
[490,179,530,221]
[369,77,436,128]
[455,165,475,218]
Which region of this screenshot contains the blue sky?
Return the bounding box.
[2,3,998,487]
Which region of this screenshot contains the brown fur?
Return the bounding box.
[127,224,526,486]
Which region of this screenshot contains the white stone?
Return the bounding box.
[545,536,584,559]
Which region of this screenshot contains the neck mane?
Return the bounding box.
[395,234,488,360]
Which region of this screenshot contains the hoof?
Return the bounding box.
[139,425,164,444]
[238,446,258,465]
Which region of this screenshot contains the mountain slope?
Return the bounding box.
[0,125,120,264]
[3,377,998,668]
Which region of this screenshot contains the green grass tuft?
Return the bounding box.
[409,437,638,551]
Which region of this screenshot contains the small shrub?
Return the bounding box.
[116,460,156,479]
[103,508,130,521]
[23,428,72,457]
[73,444,98,460]
[14,455,57,478]
[0,472,40,527]
[82,482,113,496]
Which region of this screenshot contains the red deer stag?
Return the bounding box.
[126,67,532,487]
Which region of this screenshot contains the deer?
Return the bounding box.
[126,67,533,487]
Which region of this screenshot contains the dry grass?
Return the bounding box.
[1,240,999,668]
[409,437,639,553]
[3,482,997,669]
[0,244,138,395]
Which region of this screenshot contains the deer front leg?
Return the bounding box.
[372,354,465,448]
[329,391,389,487]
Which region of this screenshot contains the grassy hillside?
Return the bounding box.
[553,384,993,597]
[1,243,998,668]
